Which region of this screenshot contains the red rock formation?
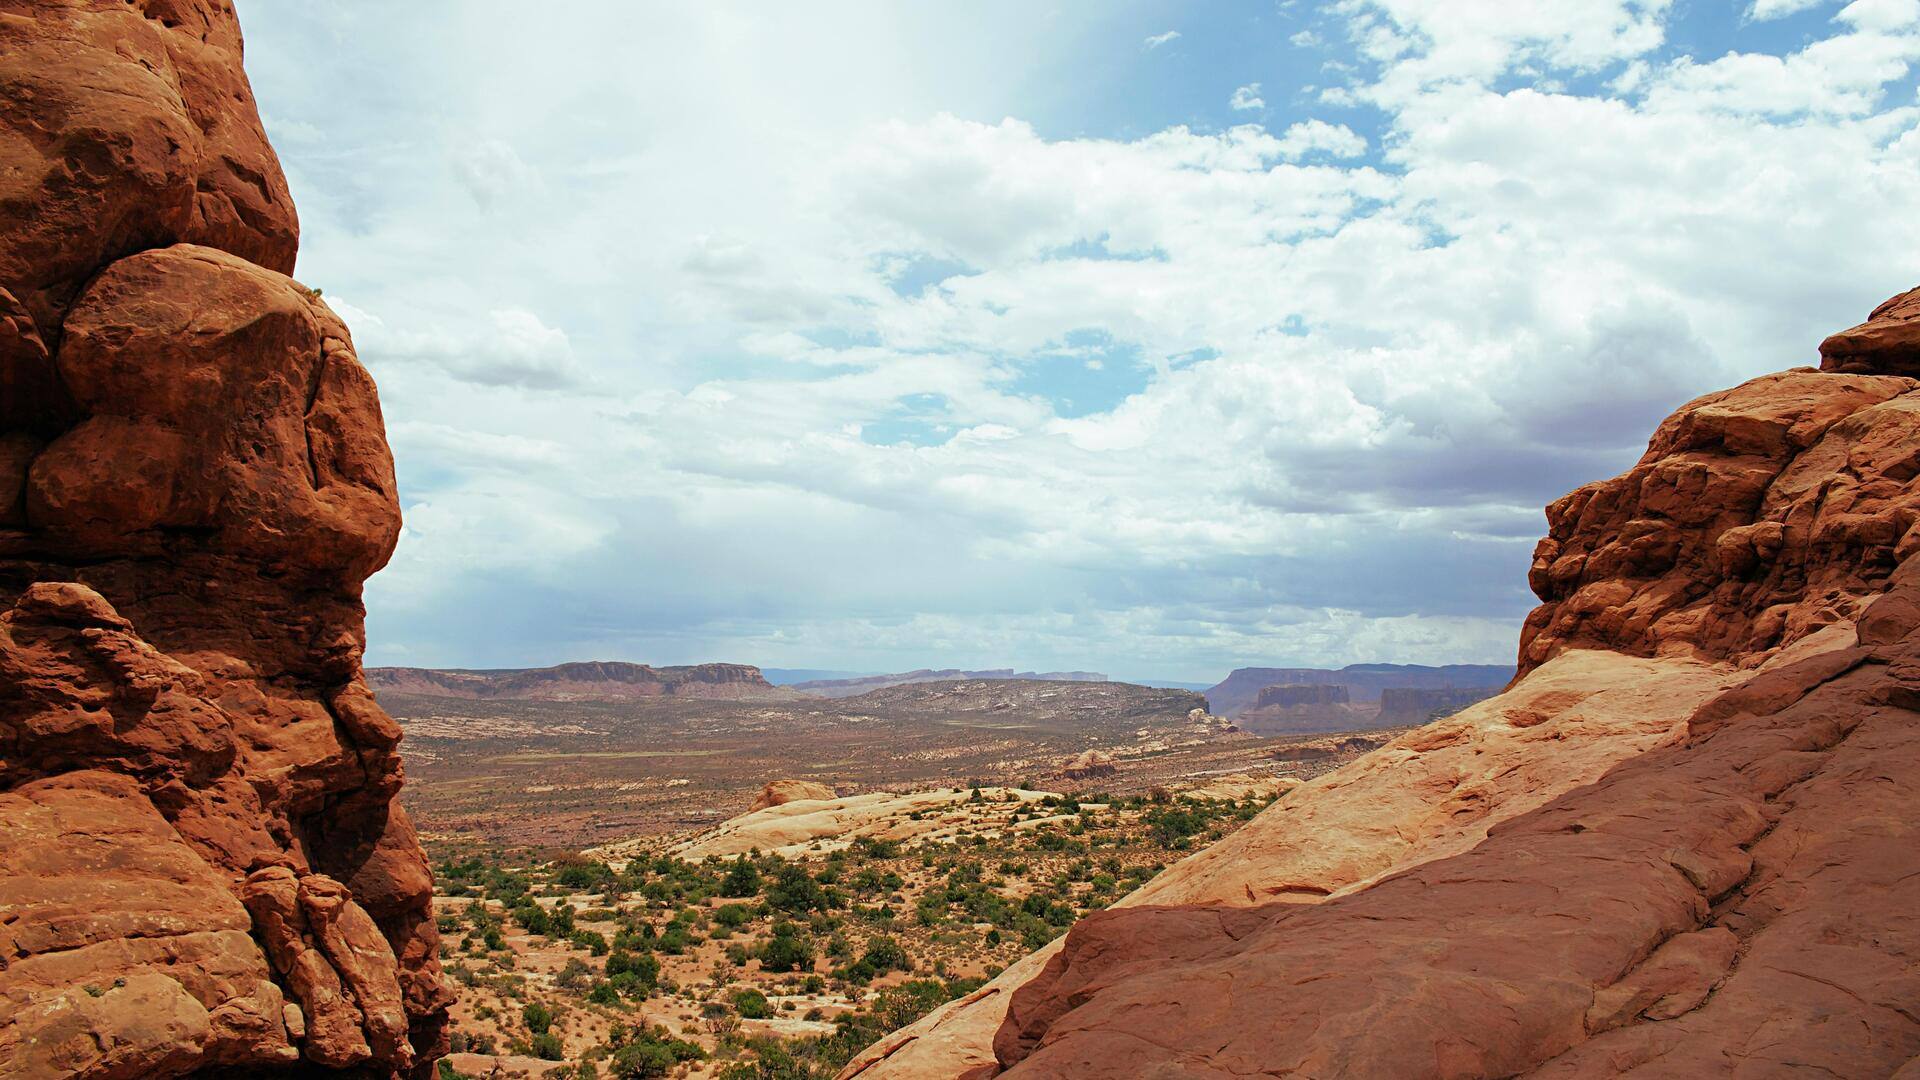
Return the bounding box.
[847,293,1920,1079]
[1522,367,1919,672]
[1820,284,1920,377]
[1054,749,1116,781]
[749,778,838,812]
[0,2,449,1076]
[994,585,1920,1076]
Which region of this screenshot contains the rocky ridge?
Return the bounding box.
[842,297,1920,1078]
[791,668,1108,699]
[366,661,789,702]
[0,3,448,1077]
[1202,662,1511,718]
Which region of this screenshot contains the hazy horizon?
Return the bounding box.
[240,0,1920,678]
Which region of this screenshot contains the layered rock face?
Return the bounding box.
[0,3,449,1077]
[843,303,1920,1078]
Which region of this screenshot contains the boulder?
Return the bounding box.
[0,0,298,437]
[749,778,837,811]
[1820,284,1920,377]
[1056,750,1116,780]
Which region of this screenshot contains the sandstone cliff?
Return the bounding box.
[0,2,449,1076]
[841,299,1920,1078]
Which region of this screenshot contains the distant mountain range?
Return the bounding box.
[366,661,793,702]
[366,660,1511,723]
[1213,661,1512,718]
[790,668,1108,699]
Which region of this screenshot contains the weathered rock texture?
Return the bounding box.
[843,298,1920,1078]
[0,3,449,1077]
[749,778,837,812]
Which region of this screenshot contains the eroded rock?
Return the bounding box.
[0,2,449,1076]
[749,778,838,812]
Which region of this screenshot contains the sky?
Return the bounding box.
[240,0,1920,683]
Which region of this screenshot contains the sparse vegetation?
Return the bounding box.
[428,789,1279,1076]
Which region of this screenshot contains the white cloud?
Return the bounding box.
[246,2,1920,677]
[1275,119,1369,158]
[1839,0,1920,30]
[449,138,539,209]
[1144,30,1180,49]
[335,301,587,389]
[1230,82,1267,110]
[1749,0,1830,20]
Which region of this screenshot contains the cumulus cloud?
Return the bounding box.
[1230,83,1267,110]
[1144,30,1181,49]
[336,302,587,389]
[243,2,1920,678]
[1749,0,1830,19]
[1274,119,1369,158]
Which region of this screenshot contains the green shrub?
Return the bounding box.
[721,857,762,898]
[731,987,773,1019]
[604,950,659,993]
[758,925,813,973]
[859,936,910,975]
[530,1030,564,1060]
[766,866,828,913]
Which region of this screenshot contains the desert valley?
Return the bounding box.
[3,2,1919,1080]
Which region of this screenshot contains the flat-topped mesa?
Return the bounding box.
[1255,683,1350,708]
[0,2,449,1077]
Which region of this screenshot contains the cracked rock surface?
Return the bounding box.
[0,2,449,1076]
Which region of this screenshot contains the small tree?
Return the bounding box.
[720,856,761,898]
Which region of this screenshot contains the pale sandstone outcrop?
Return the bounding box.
[838,651,1736,1079]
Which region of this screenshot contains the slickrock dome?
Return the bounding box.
[840,300,1920,1079]
[0,2,449,1076]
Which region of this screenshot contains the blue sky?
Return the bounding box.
[238,0,1920,682]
